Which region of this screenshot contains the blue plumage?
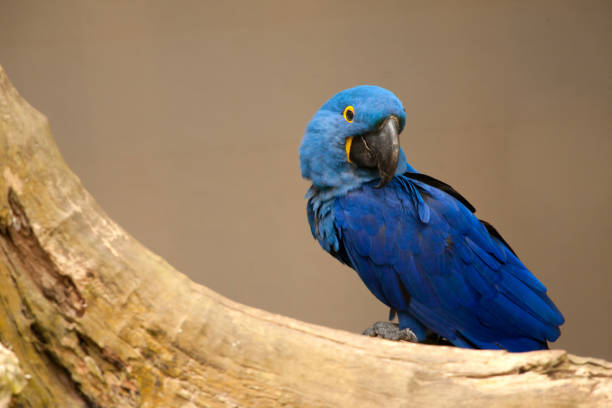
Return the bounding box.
[300,86,564,352]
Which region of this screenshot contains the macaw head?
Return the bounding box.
[299,85,409,192]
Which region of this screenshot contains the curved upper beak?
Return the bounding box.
[347,116,400,188]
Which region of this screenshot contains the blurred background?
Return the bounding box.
[1,0,610,359]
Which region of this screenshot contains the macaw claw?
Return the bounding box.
[363,321,418,342]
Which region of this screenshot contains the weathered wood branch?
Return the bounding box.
[0,65,610,408]
[0,342,25,408]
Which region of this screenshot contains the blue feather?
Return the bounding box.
[331,177,563,351]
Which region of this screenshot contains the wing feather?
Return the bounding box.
[333,175,564,351]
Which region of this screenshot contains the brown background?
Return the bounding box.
[1,0,610,359]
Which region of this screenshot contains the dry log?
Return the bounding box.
[0,64,610,407]
[0,342,26,408]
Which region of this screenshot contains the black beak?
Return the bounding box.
[348,116,400,188]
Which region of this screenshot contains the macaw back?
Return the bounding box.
[308,173,564,352]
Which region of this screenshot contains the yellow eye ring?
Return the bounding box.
[343,106,355,123]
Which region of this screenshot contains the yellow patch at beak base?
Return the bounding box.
[345,136,353,163]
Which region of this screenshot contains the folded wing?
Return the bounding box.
[334,175,564,351]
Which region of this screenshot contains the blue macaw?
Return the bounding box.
[299,85,564,351]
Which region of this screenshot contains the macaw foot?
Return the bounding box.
[362,321,418,342]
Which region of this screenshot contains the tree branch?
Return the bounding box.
[0,65,610,407]
[0,342,26,408]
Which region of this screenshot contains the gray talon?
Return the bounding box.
[363,321,418,342]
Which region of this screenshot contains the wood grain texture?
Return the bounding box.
[0,342,25,408]
[0,64,610,407]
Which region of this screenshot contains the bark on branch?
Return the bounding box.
[0,65,610,407]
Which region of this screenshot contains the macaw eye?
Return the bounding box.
[343,106,355,123]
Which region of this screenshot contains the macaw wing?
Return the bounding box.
[404,171,476,213]
[404,172,517,256]
[334,175,564,351]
